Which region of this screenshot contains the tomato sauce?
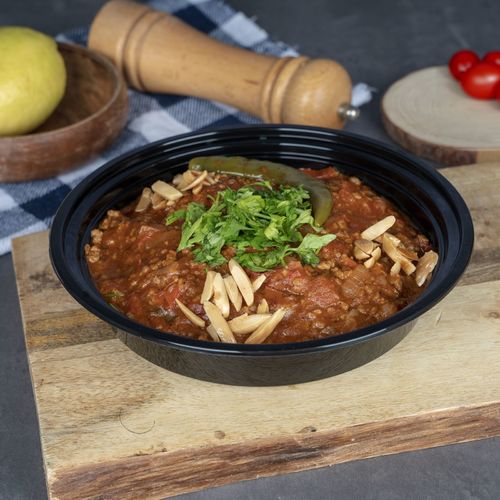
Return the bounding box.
[86,167,431,344]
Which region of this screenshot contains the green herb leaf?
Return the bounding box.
[165,209,186,225]
[177,203,206,250]
[166,182,335,271]
[287,233,337,265]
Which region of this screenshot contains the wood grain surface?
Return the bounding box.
[0,43,128,182]
[382,67,500,166]
[12,163,500,499]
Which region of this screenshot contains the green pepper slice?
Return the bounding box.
[188,156,333,225]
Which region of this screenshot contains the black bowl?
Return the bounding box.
[49,125,473,386]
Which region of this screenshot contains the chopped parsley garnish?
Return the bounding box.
[165,183,335,271]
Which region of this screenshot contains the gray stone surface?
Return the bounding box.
[1,0,499,499]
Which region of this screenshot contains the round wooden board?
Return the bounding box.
[382,66,500,165]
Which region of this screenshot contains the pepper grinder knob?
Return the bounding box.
[89,0,356,129]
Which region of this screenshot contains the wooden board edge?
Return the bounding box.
[11,235,32,339]
[12,231,118,352]
[11,236,53,499]
[49,401,500,500]
[476,149,500,163]
[380,105,478,166]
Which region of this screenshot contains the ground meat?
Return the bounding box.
[86,167,431,344]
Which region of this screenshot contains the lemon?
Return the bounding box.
[0,27,66,136]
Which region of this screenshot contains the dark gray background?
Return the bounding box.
[1,1,499,499]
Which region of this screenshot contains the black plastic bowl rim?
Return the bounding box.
[49,124,474,357]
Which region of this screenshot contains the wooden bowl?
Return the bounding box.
[0,43,128,182]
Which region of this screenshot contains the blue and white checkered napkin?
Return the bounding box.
[0,0,373,255]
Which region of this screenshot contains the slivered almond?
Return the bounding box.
[176,170,196,190]
[390,261,401,275]
[382,234,402,262]
[203,302,236,343]
[364,256,375,269]
[172,174,184,186]
[206,324,220,342]
[224,275,243,312]
[361,215,396,241]
[175,299,205,328]
[252,275,266,292]
[372,246,382,260]
[364,246,382,269]
[183,170,196,183]
[382,234,416,275]
[415,250,439,287]
[181,170,208,191]
[382,232,404,263]
[200,271,215,303]
[151,192,166,210]
[230,312,247,321]
[228,259,254,306]
[354,239,374,255]
[398,247,419,261]
[257,298,269,314]
[135,187,152,212]
[401,260,416,275]
[245,308,286,344]
[354,246,371,261]
[229,313,272,334]
[192,184,203,195]
[212,273,230,318]
[151,180,183,201]
[375,232,401,247]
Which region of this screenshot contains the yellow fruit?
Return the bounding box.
[0,27,66,136]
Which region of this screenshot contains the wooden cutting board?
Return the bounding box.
[382,66,500,166]
[12,163,500,500]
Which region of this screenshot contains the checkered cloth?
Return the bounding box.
[0,0,372,255]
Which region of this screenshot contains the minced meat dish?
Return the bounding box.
[85,157,438,344]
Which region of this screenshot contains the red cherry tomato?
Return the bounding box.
[460,62,500,99]
[448,50,480,80]
[483,51,500,66]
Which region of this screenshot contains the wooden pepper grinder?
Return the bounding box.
[89,0,358,129]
